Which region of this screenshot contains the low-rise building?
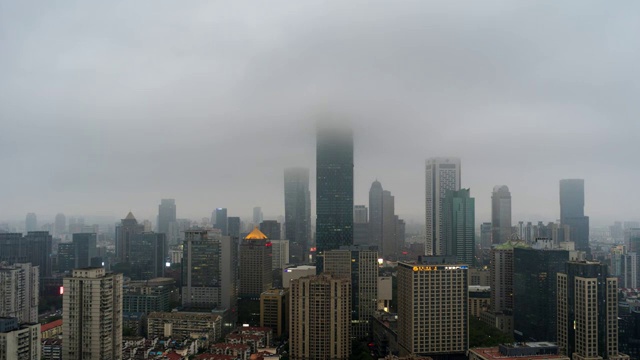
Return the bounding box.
[469,286,490,318]
[41,338,62,360]
[469,343,569,360]
[40,319,63,339]
[147,312,222,340]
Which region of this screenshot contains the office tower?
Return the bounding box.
[397,257,468,356]
[491,185,512,244]
[284,167,311,264]
[182,230,237,309]
[443,189,475,265]
[271,240,290,270]
[25,213,37,232]
[354,205,368,223]
[369,180,384,249]
[72,233,97,268]
[559,179,590,252]
[316,124,354,271]
[425,157,461,256]
[239,228,273,299]
[0,317,40,360]
[123,278,175,314]
[480,223,492,249]
[0,233,24,264]
[54,213,66,237]
[228,217,241,238]
[396,216,406,251]
[214,208,228,235]
[290,274,351,360]
[260,220,281,240]
[0,263,39,323]
[63,267,123,360]
[158,198,177,235]
[253,207,264,225]
[57,242,76,273]
[557,261,628,360]
[23,231,53,278]
[129,232,167,280]
[382,190,396,259]
[115,212,145,263]
[323,246,379,338]
[513,247,569,342]
[260,288,288,337]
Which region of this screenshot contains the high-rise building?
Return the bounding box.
[260,220,281,240]
[158,199,177,236]
[323,246,379,338]
[0,263,39,323]
[57,242,76,273]
[316,124,354,271]
[0,317,40,360]
[513,247,569,342]
[115,212,145,263]
[214,208,228,235]
[260,288,288,337]
[397,256,468,356]
[23,231,53,278]
[396,216,406,252]
[122,278,176,314]
[72,233,97,269]
[354,205,368,223]
[369,180,384,251]
[228,217,241,238]
[54,213,66,237]
[491,185,512,245]
[382,190,396,259]
[253,207,264,225]
[62,267,123,360]
[290,274,351,360]
[129,232,167,280]
[443,188,475,265]
[480,222,492,249]
[271,240,290,270]
[239,228,273,299]
[559,179,590,253]
[0,233,24,264]
[425,157,461,256]
[557,261,628,360]
[25,213,37,233]
[284,167,311,265]
[182,230,237,309]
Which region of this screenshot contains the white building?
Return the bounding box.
[425,157,461,256]
[282,265,316,288]
[0,317,40,360]
[0,263,39,323]
[271,240,290,269]
[63,267,123,360]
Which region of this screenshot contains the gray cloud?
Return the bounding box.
[1,0,638,226]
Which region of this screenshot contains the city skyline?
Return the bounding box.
[1,2,639,225]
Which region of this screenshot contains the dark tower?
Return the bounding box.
[560,179,590,253]
[284,167,311,264]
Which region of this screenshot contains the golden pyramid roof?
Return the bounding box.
[245,227,268,240]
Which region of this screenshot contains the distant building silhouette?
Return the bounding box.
[260,220,281,240]
[130,232,167,280]
[382,190,396,259]
[228,216,241,238]
[72,233,97,269]
[425,157,461,256]
[25,213,37,233]
[214,208,228,235]
[560,179,590,253]
[23,231,52,278]
[491,185,512,244]
[316,124,353,271]
[253,207,263,225]
[443,189,475,265]
[369,181,384,251]
[157,199,176,240]
[284,167,311,264]
[115,212,144,263]
[54,213,66,237]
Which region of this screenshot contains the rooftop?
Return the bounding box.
[245,227,269,240]
[41,319,63,333]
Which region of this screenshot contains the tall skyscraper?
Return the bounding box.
[214,208,228,235]
[316,124,354,271]
[25,213,37,233]
[353,205,370,247]
[397,257,468,357]
[513,247,569,342]
[158,199,176,236]
[260,220,281,240]
[182,230,237,309]
[115,212,144,263]
[382,190,397,259]
[354,205,368,224]
[228,217,241,238]
[491,185,512,244]
[0,263,39,324]
[72,233,97,269]
[323,246,378,338]
[369,180,384,252]
[130,232,167,280]
[0,317,40,359]
[290,274,351,360]
[23,231,52,278]
[54,213,66,237]
[253,207,263,225]
[443,188,475,265]
[284,167,311,264]
[57,242,76,273]
[63,267,123,360]
[560,179,590,252]
[239,227,273,299]
[557,261,628,360]
[480,222,492,249]
[425,157,461,256]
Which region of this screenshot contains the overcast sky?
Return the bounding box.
[1,1,638,227]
